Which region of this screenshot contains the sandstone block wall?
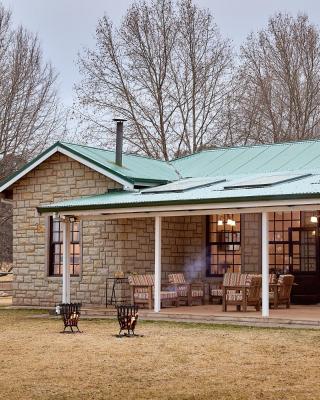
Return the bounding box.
[241,213,262,273]
[12,152,121,306]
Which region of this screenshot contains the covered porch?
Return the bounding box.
[38,194,320,319]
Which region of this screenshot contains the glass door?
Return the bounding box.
[289,228,318,274]
[289,227,320,303]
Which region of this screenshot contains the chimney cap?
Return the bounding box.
[113,118,127,122]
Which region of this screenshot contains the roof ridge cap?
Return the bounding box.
[60,141,173,164]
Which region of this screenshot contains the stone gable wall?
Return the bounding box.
[12,152,121,306]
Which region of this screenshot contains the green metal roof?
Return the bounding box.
[5,138,320,213]
[3,138,320,191]
[60,142,179,183]
[0,141,180,190]
[37,172,320,214]
[171,140,320,177]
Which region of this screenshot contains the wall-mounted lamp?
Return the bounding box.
[227,219,236,227]
[310,216,318,223]
[218,220,224,226]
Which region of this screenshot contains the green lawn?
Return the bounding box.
[0,309,319,399]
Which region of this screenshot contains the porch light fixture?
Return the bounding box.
[310,216,318,223]
[218,220,224,226]
[227,219,236,227]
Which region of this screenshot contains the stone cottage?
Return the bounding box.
[2,133,320,314]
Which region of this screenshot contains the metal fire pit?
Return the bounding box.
[56,303,82,333]
[116,304,139,337]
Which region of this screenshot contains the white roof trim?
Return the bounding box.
[41,198,320,218]
[0,147,59,192]
[0,145,134,192]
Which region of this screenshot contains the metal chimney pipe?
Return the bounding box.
[113,118,126,167]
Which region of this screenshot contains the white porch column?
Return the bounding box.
[154,216,162,312]
[261,212,269,317]
[62,217,71,304]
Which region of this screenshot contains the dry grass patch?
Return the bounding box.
[0,309,320,399]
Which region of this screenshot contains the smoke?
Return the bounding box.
[183,254,203,281]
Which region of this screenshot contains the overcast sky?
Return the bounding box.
[2,0,320,108]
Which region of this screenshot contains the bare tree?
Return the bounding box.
[0,5,62,179]
[231,13,320,145]
[75,0,232,160]
[171,0,232,155]
[0,4,63,267]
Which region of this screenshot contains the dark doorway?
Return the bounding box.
[289,227,320,304]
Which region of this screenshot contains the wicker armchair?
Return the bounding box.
[222,274,262,312]
[211,273,277,305]
[167,273,204,306]
[128,274,178,309]
[210,273,241,304]
[269,274,294,309]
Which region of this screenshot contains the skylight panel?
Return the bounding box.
[141,177,226,194]
[224,174,311,190]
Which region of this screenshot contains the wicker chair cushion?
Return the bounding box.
[134,290,177,300]
[211,288,223,297]
[168,273,187,285]
[223,273,241,286]
[177,289,188,297]
[128,274,154,286]
[223,273,252,287]
[135,287,149,293]
[226,292,243,301]
[160,291,177,300]
[176,284,188,292]
[191,289,204,297]
[134,292,149,300]
[211,288,237,297]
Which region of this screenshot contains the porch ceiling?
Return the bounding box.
[37,171,320,217]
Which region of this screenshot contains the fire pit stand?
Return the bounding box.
[116,304,139,337]
[56,303,82,333]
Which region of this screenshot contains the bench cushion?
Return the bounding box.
[168,273,187,285]
[211,288,223,297]
[191,289,204,297]
[128,274,154,286]
[160,291,178,300]
[133,289,177,300]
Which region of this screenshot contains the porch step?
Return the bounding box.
[79,307,320,329]
[138,311,320,328]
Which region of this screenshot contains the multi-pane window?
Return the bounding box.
[49,218,81,276]
[207,214,241,276]
[268,211,300,274]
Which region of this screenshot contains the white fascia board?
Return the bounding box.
[0,146,134,192]
[0,147,59,192]
[51,198,320,218]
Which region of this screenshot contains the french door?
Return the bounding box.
[289,227,320,304]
